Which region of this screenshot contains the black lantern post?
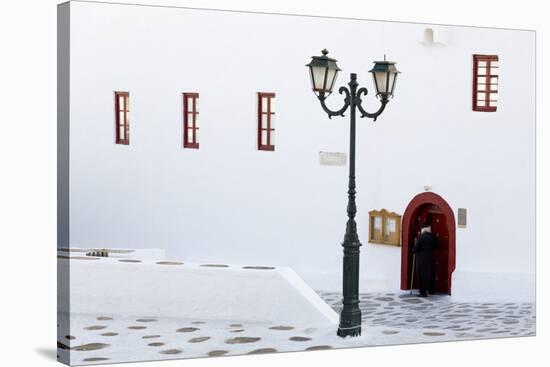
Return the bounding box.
[306,49,399,337]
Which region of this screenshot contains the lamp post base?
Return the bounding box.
[337,325,362,337]
[338,234,362,338]
[337,301,362,337]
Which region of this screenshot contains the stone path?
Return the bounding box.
[58,291,535,365]
[318,291,535,339]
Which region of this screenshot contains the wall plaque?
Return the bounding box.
[319,151,347,166]
[458,208,467,228]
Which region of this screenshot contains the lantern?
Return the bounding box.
[369,59,400,99]
[306,49,341,96]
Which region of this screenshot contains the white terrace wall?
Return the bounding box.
[64,1,536,301]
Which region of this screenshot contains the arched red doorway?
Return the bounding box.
[400,192,456,295]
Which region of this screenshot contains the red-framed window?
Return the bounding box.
[258,92,275,151]
[472,55,499,112]
[115,91,130,145]
[183,93,199,149]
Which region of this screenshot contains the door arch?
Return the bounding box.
[400,192,456,295]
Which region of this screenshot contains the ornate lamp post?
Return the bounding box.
[306,49,399,337]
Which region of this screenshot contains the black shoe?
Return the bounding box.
[416,293,428,298]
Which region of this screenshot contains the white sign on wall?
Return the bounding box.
[319,152,347,166]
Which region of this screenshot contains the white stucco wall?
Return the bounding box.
[64,1,536,301]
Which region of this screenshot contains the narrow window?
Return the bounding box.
[115,91,129,145]
[472,55,499,112]
[258,92,275,151]
[183,93,199,149]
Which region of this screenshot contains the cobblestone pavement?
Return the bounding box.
[58,291,535,365]
[317,291,536,339]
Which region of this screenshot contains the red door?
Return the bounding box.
[409,205,449,294]
[430,212,449,293]
[401,192,456,295]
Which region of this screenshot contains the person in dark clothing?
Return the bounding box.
[412,220,438,297]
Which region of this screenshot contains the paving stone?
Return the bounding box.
[189,336,211,343]
[156,261,184,265]
[289,336,312,342]
[423,332,445,336]
[306,345,333,351]
[72,343,110,351]
[101,332,119,337]
[208,350,228,357]
[85,325,107,330]
[225,337,261,344]
[269,325,294,331]
[159,349,182,355]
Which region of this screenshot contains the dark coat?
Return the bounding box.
[412,231,438,294]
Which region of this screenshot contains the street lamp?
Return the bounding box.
[306,49,399,337]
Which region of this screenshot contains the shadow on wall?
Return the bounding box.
[35,347,57,361]
[420,27,448,47]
